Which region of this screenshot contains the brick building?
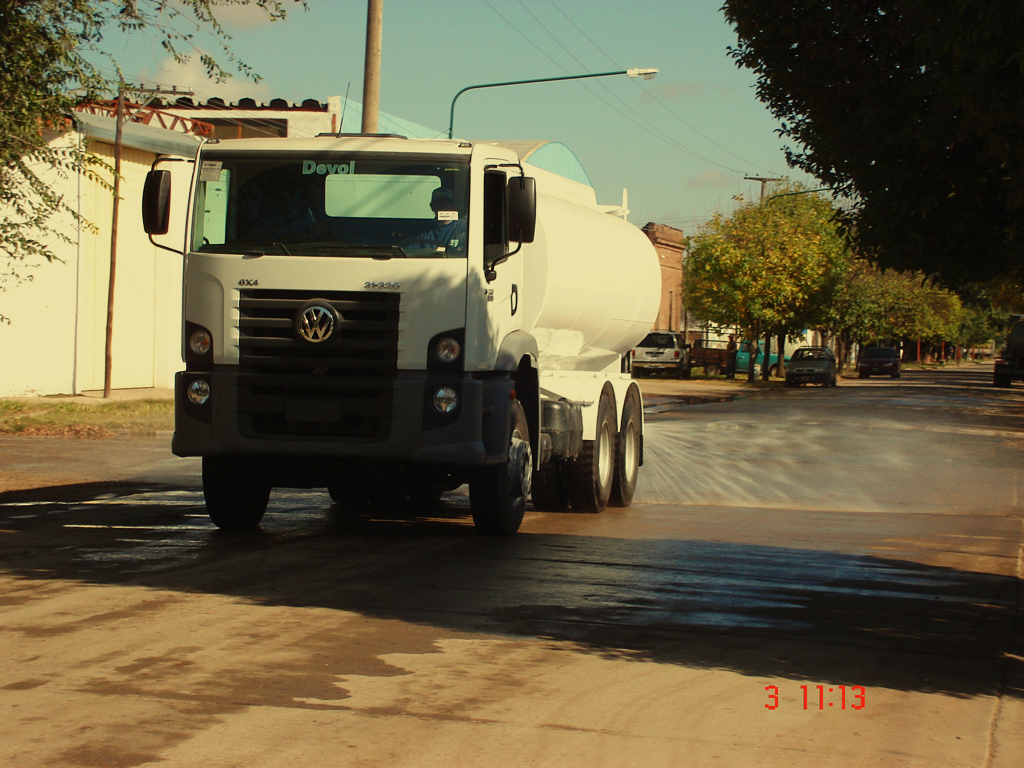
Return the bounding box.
[642,222,689,337]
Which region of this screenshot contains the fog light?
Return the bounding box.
[188,329,212,355]
[436,336,461,363]
[187,378,211,406]
[432,386,458,414]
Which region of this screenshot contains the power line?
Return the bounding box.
[542,0,779,176]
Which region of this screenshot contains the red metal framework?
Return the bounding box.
[77,101,214,137]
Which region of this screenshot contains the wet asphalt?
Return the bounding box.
[1,365,1022,766]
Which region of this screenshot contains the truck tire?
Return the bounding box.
[202,456,271,531]
[995,372,1012,388]
[705,362,721,377]
[531,461,570,512]
[609,387,642,507]
[567,391,616,513]
[768,364,779,378]
[470,400,531,535]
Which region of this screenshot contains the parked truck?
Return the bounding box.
[993,316,1024,387]
[689,339,782,377]
[142,134,661,535]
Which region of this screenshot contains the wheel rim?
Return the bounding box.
[507,434,533,498]
[597,421,614,488]
[622,420,638,485]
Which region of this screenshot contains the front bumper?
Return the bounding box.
[787,370,829,384]
[172,369,498,467]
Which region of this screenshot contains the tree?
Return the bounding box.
[830,262,976,365]
[722,1,1024,289]
[0,0,304,314]
[685,183,848,381]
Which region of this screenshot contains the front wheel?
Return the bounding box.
[470,400,531,535]
[203,456,271,531]
[567,390,616,513]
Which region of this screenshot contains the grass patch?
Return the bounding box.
[0,399,174,438]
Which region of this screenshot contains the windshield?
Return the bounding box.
[639,333,676,348]
[862,348,896,359]
[191,153,470,258]
[793,348,828,361]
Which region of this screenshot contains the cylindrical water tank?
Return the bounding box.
[518,192,661,367]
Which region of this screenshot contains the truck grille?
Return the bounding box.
[236,289,400,439]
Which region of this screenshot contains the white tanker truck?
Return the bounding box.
[142,134,660,534]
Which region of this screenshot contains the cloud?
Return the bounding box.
[210,4,285,31]
[686,170,730,189]
[140,56,273,104]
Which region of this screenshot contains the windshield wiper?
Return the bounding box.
[240,242,292,256]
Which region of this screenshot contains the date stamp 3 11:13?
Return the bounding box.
[765,684,866,710]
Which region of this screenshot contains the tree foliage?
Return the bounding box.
[722,0,1024,289]
[685,184,849,375]
[0,0,304,309]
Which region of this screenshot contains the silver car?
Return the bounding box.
[785,347,838,387]
[631,332,692,379]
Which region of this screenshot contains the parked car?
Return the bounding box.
[857,347,901,379]
[630,331,691,378]
[785,346,838,387]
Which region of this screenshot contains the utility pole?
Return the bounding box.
[103,84,190,398]
[745,175,784,203]
[361,0,383,134]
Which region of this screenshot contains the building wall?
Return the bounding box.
[0,133,183,396]
[642,223,685,333]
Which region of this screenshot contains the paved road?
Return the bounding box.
[1,367,1022,767]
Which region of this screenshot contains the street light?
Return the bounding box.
[447,68,658,139]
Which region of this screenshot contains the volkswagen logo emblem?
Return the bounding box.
[296,303,336,343]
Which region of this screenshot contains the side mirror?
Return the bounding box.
[507,176,536,243]
[142,170,171,235]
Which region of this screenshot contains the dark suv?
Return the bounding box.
[857,347,901,378]
[631,332,691,379]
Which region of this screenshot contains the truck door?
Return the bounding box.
[482,168,525,354]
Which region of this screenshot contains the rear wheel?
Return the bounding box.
[203,456,271,531]
[705,362,721,377]
[531,460,570,512]
[610,388,641,507]
[470,400,531,535]
[567,391,616,513]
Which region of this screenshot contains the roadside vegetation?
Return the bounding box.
[0,398,173,438]
[684,183,1007,376]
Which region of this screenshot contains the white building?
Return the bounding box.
[0,96,437,397]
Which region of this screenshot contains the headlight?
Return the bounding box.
[187,378,211,406]
[436,336,461,363]
[188,329,212,356]
[432,386,458,413]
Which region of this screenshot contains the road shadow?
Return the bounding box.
[1,480,1020,702]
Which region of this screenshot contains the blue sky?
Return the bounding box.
[94,0,819,231]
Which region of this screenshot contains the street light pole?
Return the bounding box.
[447,67,658,139]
